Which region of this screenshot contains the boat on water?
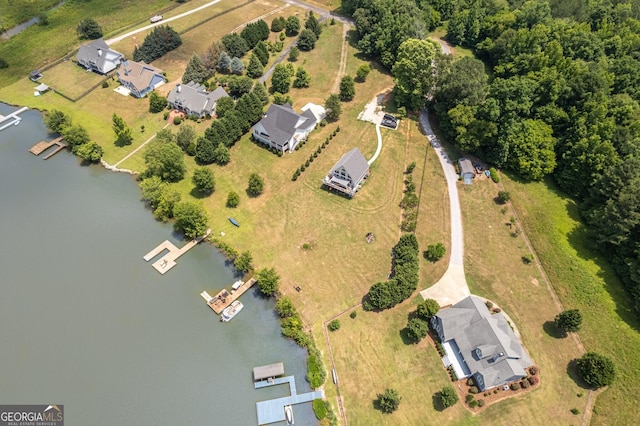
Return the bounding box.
[228,217,240,227]
[220,300,243,322]
[284,405,294,425]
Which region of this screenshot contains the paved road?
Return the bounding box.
[105,0,223,45]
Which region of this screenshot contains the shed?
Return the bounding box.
[253,362,285,381]
[458,158,476,184]
[34,83,49,96]
[30,70,43,82]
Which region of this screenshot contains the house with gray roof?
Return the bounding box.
[323,148,370,197]
[76,38,123,74]
[252,103,318,154]
[166,82,229,118]
[431,295,533,391]
[115,60,165,98]
[458,158,475,184]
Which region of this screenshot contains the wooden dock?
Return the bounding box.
[29,136,67,159]
[254,375,325,425]
[143,229,211,274]
[204,278,257,314]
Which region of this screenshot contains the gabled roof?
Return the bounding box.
[167,82,229,115]
[77,38,123,72]
[435,296,532,390]
[116,60,164,92]
[301,103,327,122]
[330,148,369,182]
[255,103,316,145]
[458,157,475,175]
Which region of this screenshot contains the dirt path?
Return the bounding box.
[331,23,350,94]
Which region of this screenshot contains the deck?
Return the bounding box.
[29,136,67,159]
[143,229,211,274]
[255,375,324,425]
[206,278,256,314]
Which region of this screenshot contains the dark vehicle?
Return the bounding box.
[381,114,398,129]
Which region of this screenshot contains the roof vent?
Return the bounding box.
[97,48,102,57]
[176,84,181,93]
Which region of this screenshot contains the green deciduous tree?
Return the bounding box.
[305,12,322,37]
[221,33,249,58]
[406,317,429,341]
[139,176,165,209]
[297,29,317,51]
[416,298,440,320]
[213,143,231,165]
[173,201,208,239]
[62,124,90,153]
[275,296,296,317]
[376,388,401,413]
[271,16,285,32]
[392,38,437,111]
[234,251,253,274]
[285,16,300,36]
[154,187,181,222]
[176,125,196,152]
[45,109,71,134]
[226,75,253,97]
[339,75,355,101]
[356,63,371,82]
[256,267,280,297]
[439,386,459,409]
[226,191,240,207]
[182,54,208,84]
[77,18,102,39]
[76,142,103,162]
[325,94,342,121]
[555,309,583,334]
[112,113,133,146]
[504,119,556,180]
[288,46,300,61]
[424,243,446,262]
[144,140,185,182]
[247,173,265,196]
[149,91,168,113]
[215,96,235,119]
[293,67,311,88]
[192,167,215,194]
[271,63,291,94]
[577,352,616,388]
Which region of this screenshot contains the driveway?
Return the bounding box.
[419,110,470,306]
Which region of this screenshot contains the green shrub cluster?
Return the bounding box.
[133,25,182,63]
[292,127,339,181]
[306,346,326,389]
[364,234,419,310]
[312,399,327,419]
[211,238,238,260]
[400,171,419,232]
[489,167,500,183]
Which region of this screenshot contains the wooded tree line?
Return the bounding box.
[346,0,640,314]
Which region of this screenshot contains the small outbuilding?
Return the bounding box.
[253,362,285,381]
[34,83,50,96]
[458,158,476,184]
[29,70,43,82]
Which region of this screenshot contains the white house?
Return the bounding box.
[166,82,229,118]
[77,38,123,74]
[252,103,319,154]
[323,148,370,197]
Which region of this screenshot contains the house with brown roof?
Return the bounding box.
[115,60,165,98]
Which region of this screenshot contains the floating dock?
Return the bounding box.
[0,106,28,131]
[29,136,67,159]
[204,278,256,314]
[254,375,324,425]
[143,229,211,274]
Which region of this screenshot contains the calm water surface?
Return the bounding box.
[0,104,315,425]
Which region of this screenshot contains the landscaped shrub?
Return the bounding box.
[173,116,182,125]
[307,347,326,389]
[528,376,538,386]
[520,380,529,389]
[466,378,474,387]
[485,300,494,310]
[477,399,485,407]
[529,367,538,375]
[571,408,580,415]
[469,400,479,408]
[489,167,500,183]
[510,382,520,391]
[312,399,327,420]
[406,162,416,174]
[328,319,341,331]
[465,394,474,403]
[350,310,357,319]
[469,386,479,394]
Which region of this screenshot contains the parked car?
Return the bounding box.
[150,15,163,23]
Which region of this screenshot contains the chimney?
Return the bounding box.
[97,48,102,57]
[176,84,181,93]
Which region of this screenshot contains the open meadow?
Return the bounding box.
[1,0,640,424]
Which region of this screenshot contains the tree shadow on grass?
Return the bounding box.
[189,188,209,199]
[566,359,591,390]
[432,392,445,412]
[543,320,566,339]
[399,327,416,345]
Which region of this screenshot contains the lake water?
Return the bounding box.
[0,103,316,425]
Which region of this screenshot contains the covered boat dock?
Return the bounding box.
[253,362,285,382]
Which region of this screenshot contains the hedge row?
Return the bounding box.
[292,126,339,181]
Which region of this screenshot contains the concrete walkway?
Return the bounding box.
[418,110,470,306]
[368,124,382,165]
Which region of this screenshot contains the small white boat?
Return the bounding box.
[220,300,243,322]
[284,405,294,425]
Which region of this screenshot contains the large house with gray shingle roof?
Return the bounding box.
[167,82,229,118]
[431,295,533,391]
[77,38,123,74]
[323,148,370,197]
[252,103,318,154]
[116,60,165,98]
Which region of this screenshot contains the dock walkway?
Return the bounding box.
[0,106,28,131]
[143,229,211,274]
[255,375,324,425]
[206,278,256,314]
[29,136,67,159]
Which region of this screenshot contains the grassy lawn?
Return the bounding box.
[502,175,640,424]
[0,0,62,29]
[40,60,105,99]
